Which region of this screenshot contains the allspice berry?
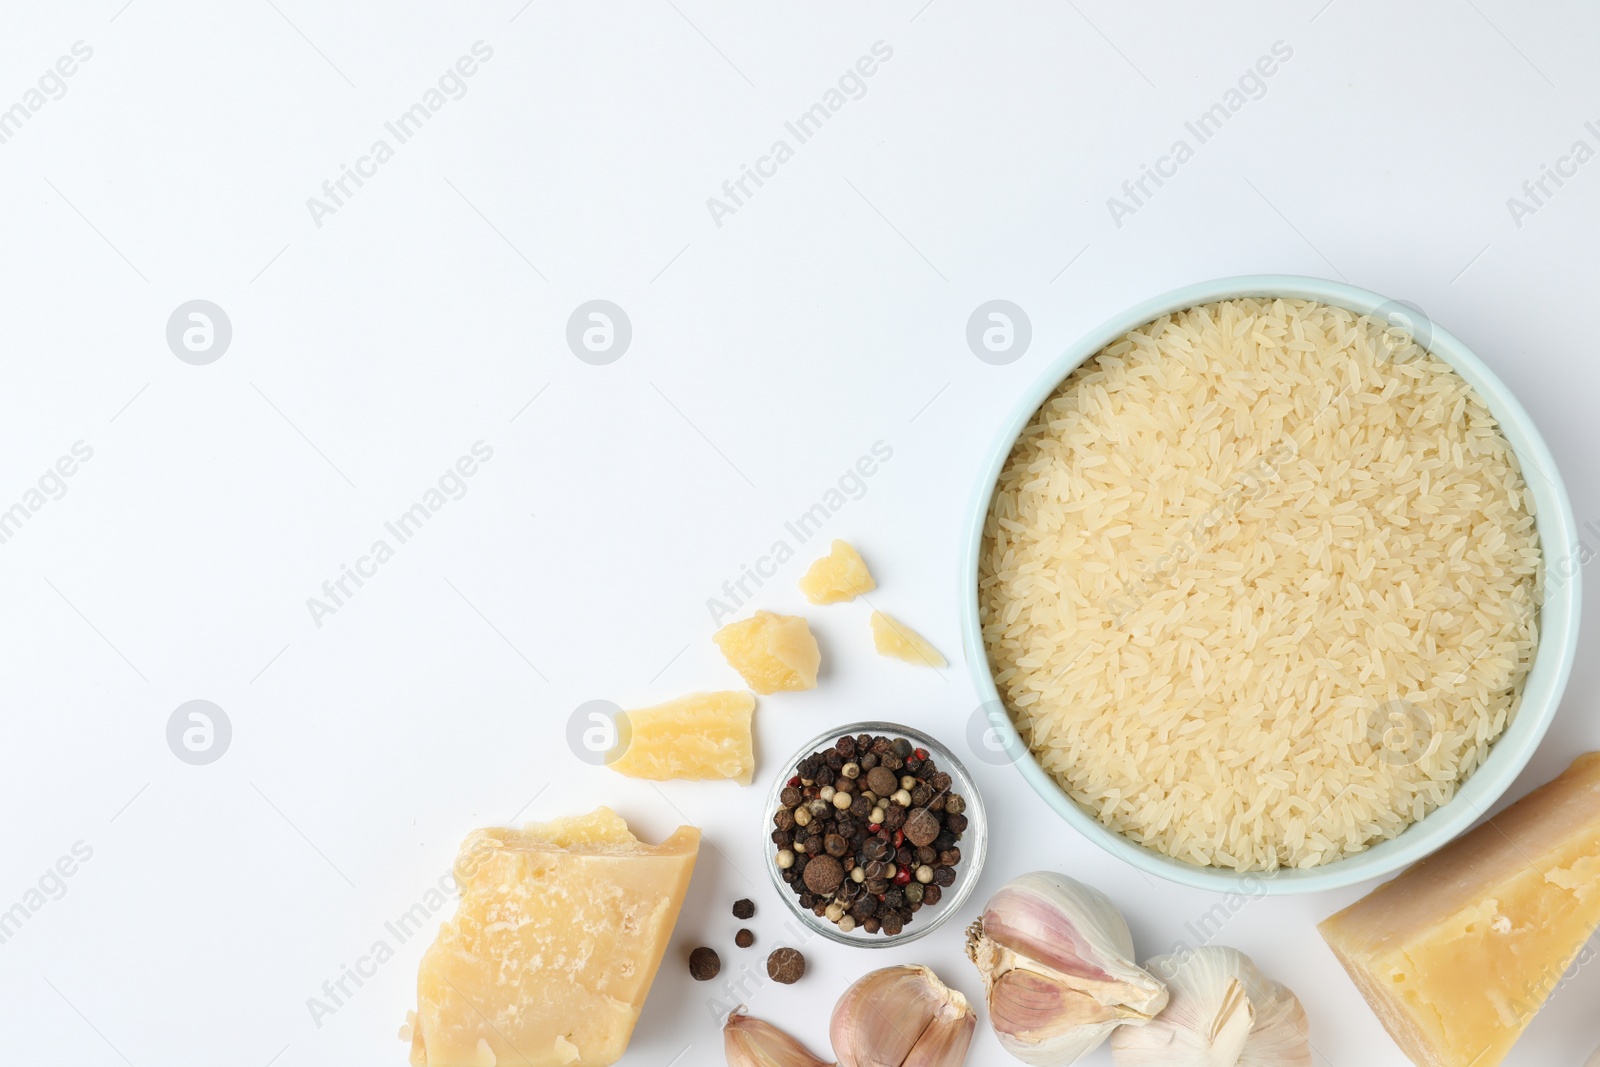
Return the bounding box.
[802,854,844,895]
[735,928,755,948]
[689,946,720,981]
[766,946,806,984]
[904,807,941,848]
[865,766,898,796]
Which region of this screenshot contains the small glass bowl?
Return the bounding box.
[761,720,988,948]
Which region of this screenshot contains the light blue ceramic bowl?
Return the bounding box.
[959,275,1580,895]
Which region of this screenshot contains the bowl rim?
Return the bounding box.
[761,719,989,946]
[957,274,1582,895]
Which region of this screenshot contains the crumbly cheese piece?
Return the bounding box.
[798,540,876,604]
[713,611,820,693]
[870,611,946,667]
[408,808,700,1067]
[606,690,756,784]
[1319,752,1600,1067]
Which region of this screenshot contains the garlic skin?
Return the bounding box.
[724,1010,835,1067]
[965,872,1169,1065]
[1109,946,1310,1067]
[830,964,976,1067]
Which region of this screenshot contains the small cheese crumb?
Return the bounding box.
[870,611,946,667]
[798,540,876,604]
[714,611,820,693]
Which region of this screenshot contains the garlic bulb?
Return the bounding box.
[724,1010,835,1067]
[965,871,1168,1065]
[1109,946,1310,1067]
[830,964,976,1067]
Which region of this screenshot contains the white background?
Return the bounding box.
[1,1,1597,1065]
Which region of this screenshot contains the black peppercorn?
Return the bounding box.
[934,866,956,887]
[824,833,848,857]
[946,812,969,834]
[689,946,720,981]
[938,848,961,866]
[922,883,942,906]
[733,898,755,920]
[944,794,965,815]
[735,928,754,948]
[780,786,802,808]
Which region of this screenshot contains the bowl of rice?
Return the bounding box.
[960,275,1579,894]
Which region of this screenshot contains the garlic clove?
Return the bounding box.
[976,873,1168,1010]
[830,964,976,1067]
[966,872,1169,1065]
[724,1009,835,1067]
[901,1002,976,1067]
[1109,947,1310,1067]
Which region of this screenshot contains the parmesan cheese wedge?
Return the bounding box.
[607,690,756,784]
[407,808,699,1067]
[1319,752,1600,1067]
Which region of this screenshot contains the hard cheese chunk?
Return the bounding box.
[1319,752,1600,1067]
[870,611,946,667]
[798,539,876,604]
[408,808,699,1067]
[606,690,756,784]
[714,611,820,693]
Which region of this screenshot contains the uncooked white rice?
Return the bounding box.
[980,297,1541,871]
